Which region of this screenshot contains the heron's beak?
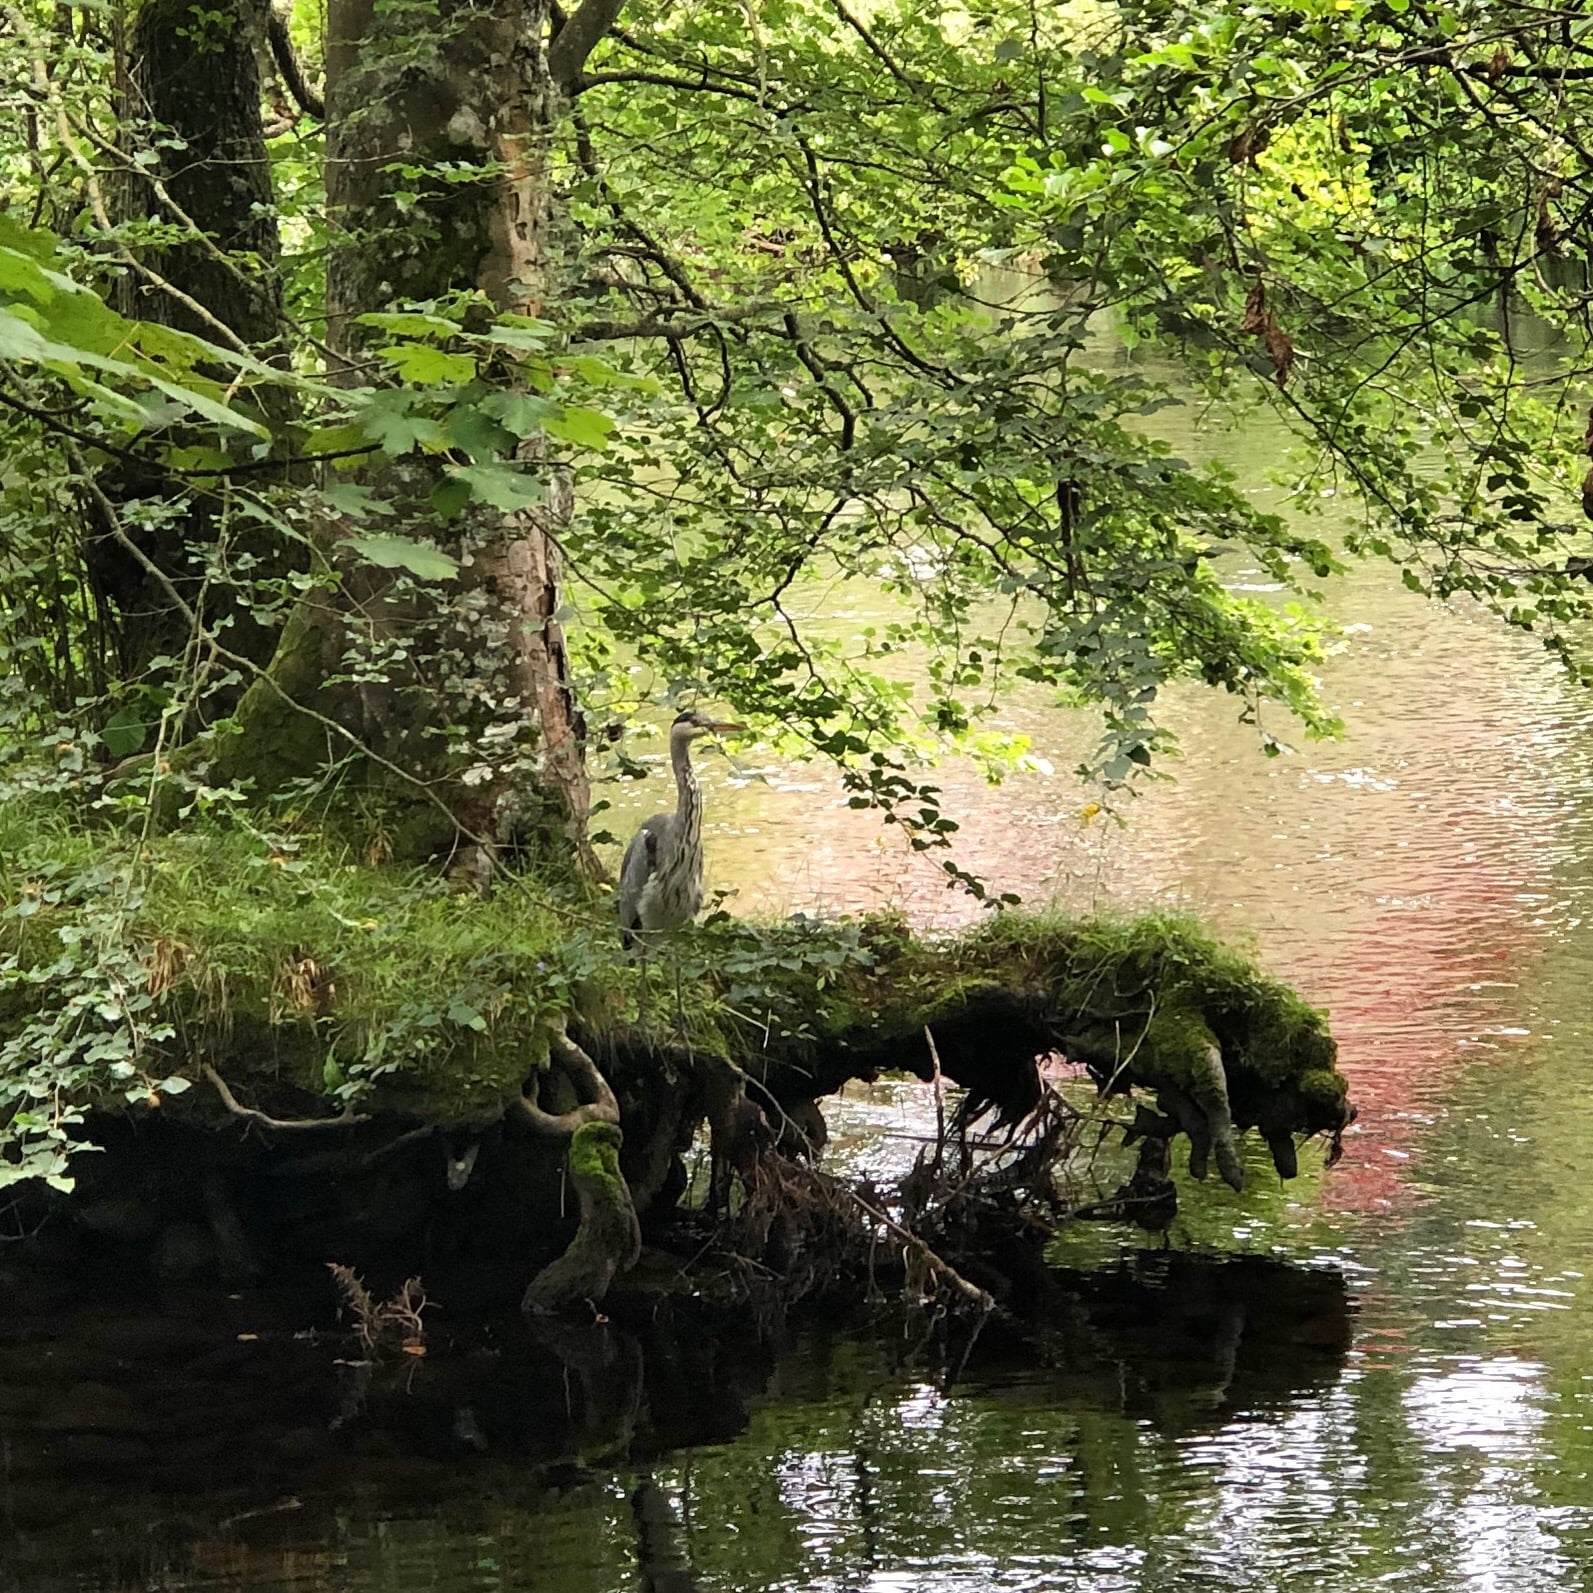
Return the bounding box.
[707,720,746,736]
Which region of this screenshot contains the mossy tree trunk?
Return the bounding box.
[89,0,296,700]
[208,0,611,870]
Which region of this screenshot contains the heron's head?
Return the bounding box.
[671,708,746,741]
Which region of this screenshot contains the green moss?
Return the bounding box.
[568,1120,627,1209]
[0,801,1346,1159]
[952,909,1337,1091]
[1298,1068,1347,1101]
[208,600,335,796]
[1139,1004,1220,1089]
[0,806,610,1127]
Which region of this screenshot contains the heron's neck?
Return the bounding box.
[671,733,702,849]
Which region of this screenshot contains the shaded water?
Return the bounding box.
[12,385,1593,1589]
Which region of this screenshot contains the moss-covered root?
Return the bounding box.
[522,1121,642,1317]
[1183,1039,1244,1193]
[1143,1009,1244,1192]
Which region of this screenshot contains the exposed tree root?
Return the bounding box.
[514,1024,621,1135]
[523,1119,643,1316]
[203,1063,368,1132]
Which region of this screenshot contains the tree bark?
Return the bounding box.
[210,0,594,866]
[90,0,294,698]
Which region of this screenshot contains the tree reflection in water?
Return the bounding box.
[1,1252,1360,1593]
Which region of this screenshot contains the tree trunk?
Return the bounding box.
[89,0,294,699]
[210,0,594,868]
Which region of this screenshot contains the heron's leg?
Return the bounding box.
[636,946,652,1028]
[671,949,688,1041]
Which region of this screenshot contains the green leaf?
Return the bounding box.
[544,405,614,450]
[0,306,51,361]
[140,373,271,437]
[0,245,61,306]
[101,707,148,759]
[345,533,460,581]
[430,474,473,520]
[484,324,555,352]
[162,444,236,474]
[447,1000,488,1031]
[0,212,59,263]
[355,392,448,455]
[358,310,461,337]
[481,391,556,437]
[445,401,516,460]
[321,482,393,518]
[447,462,543,511]
[484,314,555,351]
[306,423,373,461]
[562,353,653,390]
[377,343,478,385]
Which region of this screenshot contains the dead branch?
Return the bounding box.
[851,1190,994,1314]
[784,1162,994,1317]
[203,1063,368,1132]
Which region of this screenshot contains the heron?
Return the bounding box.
[618,709,744,948]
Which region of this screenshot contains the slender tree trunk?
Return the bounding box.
[89,0,294,698]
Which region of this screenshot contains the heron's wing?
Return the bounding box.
[618,814,672,938]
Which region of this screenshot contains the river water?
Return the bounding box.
[9,376,1593,1590]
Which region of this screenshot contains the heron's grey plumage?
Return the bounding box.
[618,710,743,946]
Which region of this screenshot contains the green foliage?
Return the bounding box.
[556,0,1593,794]
[0,0,1580,1185]
[0,212,278,436]
[0,805,616,1183]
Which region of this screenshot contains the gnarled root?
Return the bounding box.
[1184,1040,1244,1192]
[522,1120,642,1316]
[518,1026,641,1316]
[514,1024,620,1135]
[1141,1018,1243,1193]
